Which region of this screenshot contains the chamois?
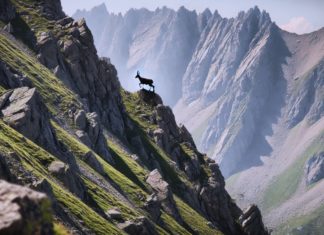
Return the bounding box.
[135,71,155,92]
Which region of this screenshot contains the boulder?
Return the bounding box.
[48,161,87,200]
[106,208,123,221]
[0,180,53,235]
[146,169,183,224]
[239,205,269,235]
[305,152,324,185]
[0,87,55,145]
[118,216,157,235]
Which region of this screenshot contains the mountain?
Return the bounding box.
[74,4,324,234]
[73,4,207,106]
[0,0,269,235]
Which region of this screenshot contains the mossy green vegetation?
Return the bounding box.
[53,222,70,235]
[262,132,324,211]
[0,85,6,95]
[0,34,79,115]
[0,120,124,234]
[160,212,191,235]
[109,140,149,191]
[174,196,223,235]
[52,121,148,206]
[52,183,124,235]
[82,175,138,220]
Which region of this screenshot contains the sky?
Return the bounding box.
[61,0,324,34]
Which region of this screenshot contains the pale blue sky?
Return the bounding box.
[61,0,324,34]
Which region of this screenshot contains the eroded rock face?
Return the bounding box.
[305,152,324,185]
[74,110,113,164]
[0,87,55,145]
[146,169,183,224]
[48,161,87,200]
[0,180,54,235]
[239,205,269,235]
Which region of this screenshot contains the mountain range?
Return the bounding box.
[75,4,324,234]
[0,0,270,235]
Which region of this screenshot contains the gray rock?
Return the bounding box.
[146,169,183,224]
[48,161,87,200]
[86,112,100,142]
[118,216,157,235]
[0,87,55,146]
[106,208,123,221]
[0,180,54,235]
[48,161,67,175]
[74,110,87,130]
[56,17,74,26]
[239,204,269,235]
[305,152,324,185]
[75,130,92,147]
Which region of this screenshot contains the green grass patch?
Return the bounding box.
[52,121,147,206]
[174,196,223,235]
[52,183,124,235]
[54,222,70,235]
[0,34,79,115]
[0,121,123,234]
[160,212,191,235]
[82,176,139,220]
[109,141,148,191]
[262,133,324,211]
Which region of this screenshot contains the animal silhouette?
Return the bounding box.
[135,71,155,92]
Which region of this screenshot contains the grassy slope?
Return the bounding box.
[0,3,223,233]
[0,120,124,235]
[121,90,222,234]
[262,132,324,211]
[0,34,79,115]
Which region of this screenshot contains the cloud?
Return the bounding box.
[280,17,315,34]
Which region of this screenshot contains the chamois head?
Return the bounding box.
[135,71,140,79]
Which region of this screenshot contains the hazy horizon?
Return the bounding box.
[61,0,324,34]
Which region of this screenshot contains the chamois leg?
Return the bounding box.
[139,83,142,88]
[151,84,155,93]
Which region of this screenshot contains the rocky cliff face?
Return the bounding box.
[0,0,269,235]
[76,4,324,234]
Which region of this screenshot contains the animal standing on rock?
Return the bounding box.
[135,71,155,92]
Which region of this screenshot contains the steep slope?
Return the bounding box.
[73,5,209,106]
[175,9,324,235]
[0,0,268,235]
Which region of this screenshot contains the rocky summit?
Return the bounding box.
[0,0,269,235]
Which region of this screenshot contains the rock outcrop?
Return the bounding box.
[305,152,324,185]
[48,160,87,200]
[0,180,53,235]
[146,169,183,224]
[74,110,113,164]
[0,87,55,145]
[239,205,269,235]
[118,216,157,235]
